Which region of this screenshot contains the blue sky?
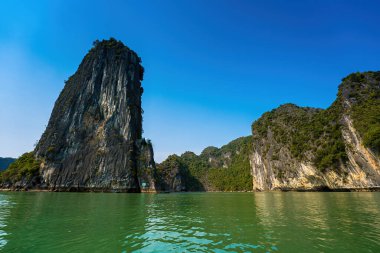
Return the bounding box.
[0,0,379,161]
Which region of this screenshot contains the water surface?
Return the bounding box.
[0,192,379,252]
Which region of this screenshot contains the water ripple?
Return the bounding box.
[0,195,13,250]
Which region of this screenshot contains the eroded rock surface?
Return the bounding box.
[33,39,156,192]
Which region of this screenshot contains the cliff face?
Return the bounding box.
[250,71,380,190]
[31,39,156,192]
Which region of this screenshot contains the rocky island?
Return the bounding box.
[158,72,380,191]
[250,73,380,190]
[0,39,379,192]
[0,39,157,192]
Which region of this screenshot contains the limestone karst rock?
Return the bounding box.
[157,71,380,191]
[250,71,380,190]
[33,38,157,192]
[1,43,378,192]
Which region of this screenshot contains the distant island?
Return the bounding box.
[0,157,15,171]
[1,38,379,192]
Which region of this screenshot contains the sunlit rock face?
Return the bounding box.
[250,72,380,191]
[35,39,157,192]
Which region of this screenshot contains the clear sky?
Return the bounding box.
[0,0,379,162]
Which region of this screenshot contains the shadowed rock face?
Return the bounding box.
[34,39,156,192]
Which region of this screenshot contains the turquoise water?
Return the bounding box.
[0,192,379,252]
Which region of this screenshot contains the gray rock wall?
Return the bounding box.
[34,39,156,192]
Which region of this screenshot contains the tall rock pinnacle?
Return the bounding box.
[35,38,156,192]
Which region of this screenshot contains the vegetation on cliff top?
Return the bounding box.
[88,38,143,66]
[252,102,347,172]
